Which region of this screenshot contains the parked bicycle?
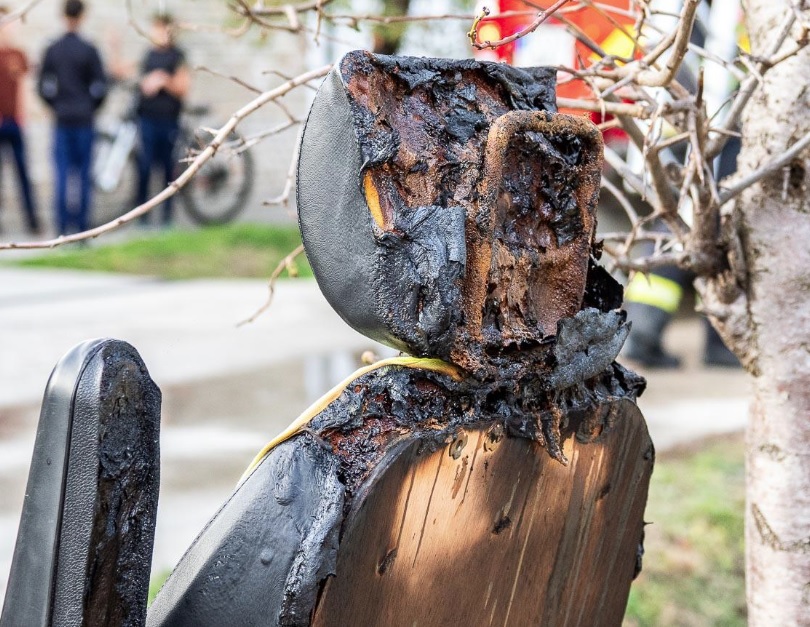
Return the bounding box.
[93,94,254,227]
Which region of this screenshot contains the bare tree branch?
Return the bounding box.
[264,133,301,207]
[231,119,300,155]
[555,96,692,118]
[233,0,336,17]
[469,0,573,50]
[329,9,540,26]
[600,176,640,225]
[603,245,690,273]
[194,65,264,94]
[719,130,810,203]
[707,11,798,157]
[0,0,45,24]
[239,244,305,326]
[0,65,332,251]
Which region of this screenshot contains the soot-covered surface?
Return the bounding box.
[483,127,589,340]
[304,310,643,497]
[151,51,649,627]
[301,52,603,367]
[334,53,602,379]
[81,343,161,627]
[341,53,556,214]
[147,333,646,627]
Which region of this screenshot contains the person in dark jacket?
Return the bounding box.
[38,0,107,235]
[136,12,189,227]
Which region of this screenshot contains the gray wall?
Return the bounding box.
[1,0,313,232]
[0,0,473,234]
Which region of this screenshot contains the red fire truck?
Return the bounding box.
[472,0,638,144]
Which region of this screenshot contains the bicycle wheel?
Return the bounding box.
[179,128,254,225]
[92,130,140,227]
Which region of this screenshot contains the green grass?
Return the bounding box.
[624,434,746,626]
[10,223,311,280]
[148,569,172,606]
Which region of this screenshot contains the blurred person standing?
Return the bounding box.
[38,0,107,235]
[136,13,189,227]
[0,5,41,234]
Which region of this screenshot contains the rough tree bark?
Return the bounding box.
[710,2,810,623]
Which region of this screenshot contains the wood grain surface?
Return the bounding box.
[313,399,652,627]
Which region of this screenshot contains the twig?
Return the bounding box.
[125,0,164,46]
[557,96,634,116]
[0,0,45,24]
[596,119,622,132]
[687,41,747,83]
[232,119,299,155]
[194,65,263,94]
[574,0,698,89]
[331,9,538,25]
[234,0,335,17]
[264,134,301,206]
[603,146,648,200]
[707,127,742,139]
[601,176,640,225]
[599,231,673,244]
[650,131,690,152]
[0,65,332,251]
[603,245,690,272]
[231,0,305,33]
[175,18,251,38]
[470,0,573,50]
[707,11,797,157]
[239,244,305,326]
[263,69,320,92]
[719,130,810,203]
[272,98,298,124]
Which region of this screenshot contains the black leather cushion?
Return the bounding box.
[146,436,344,627]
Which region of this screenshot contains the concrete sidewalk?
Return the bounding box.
[0,267,751,599]
[0,267,383,409]
[0,266,750,447]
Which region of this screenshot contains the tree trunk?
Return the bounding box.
[728,2,810,623]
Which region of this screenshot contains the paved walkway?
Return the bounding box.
[0,267,750,598]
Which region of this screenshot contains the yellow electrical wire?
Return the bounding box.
[238,356,465,483]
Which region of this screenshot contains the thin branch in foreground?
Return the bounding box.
[194,65,264,94]
[0,65,332,251]
[125,0,165,47]
[0,0,44,24]
[232,0,336,17]
[603,244,690,273]
[234,119,300,155]
[264,136,301,207]
[719,129,810,203]
[600,176,640,225]
[469,0,573,50]
[239,244,306,326]
[176,18,251,38]
[706,11,798,157]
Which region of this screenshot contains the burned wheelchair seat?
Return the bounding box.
[2,51,653,627]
